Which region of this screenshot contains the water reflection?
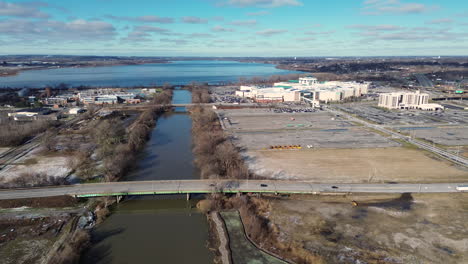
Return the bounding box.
[81,199,213,264]
[81,89,213,264]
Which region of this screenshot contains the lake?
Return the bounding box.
[0,60,301,88]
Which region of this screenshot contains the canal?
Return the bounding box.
[81,89,214,264]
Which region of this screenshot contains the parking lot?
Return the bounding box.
[233,128,399,150]
[335,103,468,125]
[218,108,399,150]
[217,106,467,181]
[210,85,251,104]
[399,126,468,146]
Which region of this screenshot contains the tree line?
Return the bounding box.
[191,106,249,179]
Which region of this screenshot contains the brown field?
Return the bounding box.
[266,193,468,264]
[247,147,468,183]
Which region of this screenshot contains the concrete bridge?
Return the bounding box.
[107,102,262,110]
[0,180,466,200]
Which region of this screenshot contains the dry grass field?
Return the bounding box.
[247,147,468,183]
[265,193,468,264]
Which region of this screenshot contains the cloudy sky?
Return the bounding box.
[0,0,467,56]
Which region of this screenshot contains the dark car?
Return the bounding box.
[331,186,338,189]
[260,184,268,187]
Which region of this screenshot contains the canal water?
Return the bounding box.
[81,89,214,264]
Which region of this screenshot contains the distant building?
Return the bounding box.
[235,77,370,104]
[7,108,54,121]
[378,91,444,111]
[78,91,138,105]
[69,108,85,115]
[299,77,320,85]
[43,97,68,106]
[235,86,300,103]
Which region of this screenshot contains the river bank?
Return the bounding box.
[0,59,170,79]
[0,90,175,263]
[190,106,250,180]
[199,194,324,264]
[79,88,215,264]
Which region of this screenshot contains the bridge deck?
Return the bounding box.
[0,180,466,200]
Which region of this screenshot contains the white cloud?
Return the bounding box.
[0,18,116,41]
[347,24,402,31]
[188,33,214,38]
[134,25,170,33]
[132,25,181,36]
[212,25,235,32]
[304,30,336,36]
[229,19,257,26]
[362,0,437,15]
[105,15,174,24]
[256,29,287,36]
[0,1,50,18]
[121,31,152,42]
[223,0,302,8]
[181,16,208,24]
[160,38,188,45]
[350,24,467,42]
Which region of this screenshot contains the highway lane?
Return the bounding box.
[414,73,434,88]
[0,180,466,200]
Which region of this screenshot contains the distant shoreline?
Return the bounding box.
[0,60,170,78]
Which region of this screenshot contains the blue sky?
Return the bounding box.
[0,0,467,56]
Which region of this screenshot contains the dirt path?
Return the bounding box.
[211,211,232,264]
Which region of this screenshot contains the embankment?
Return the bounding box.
[190,106,250,179]
[206,195,325,264]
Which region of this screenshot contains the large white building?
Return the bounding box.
[378,91,444,111]
[235,86,300,103]
[235,77,370,104]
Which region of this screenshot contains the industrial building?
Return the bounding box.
[235,77,370,104]
[43,96,69,106]
[378,91,444,111]
[78,92,140,105]
[7,108,55,121]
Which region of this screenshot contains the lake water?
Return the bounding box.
[0,60,301,88]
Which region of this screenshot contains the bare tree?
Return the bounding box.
[42,129,57,152]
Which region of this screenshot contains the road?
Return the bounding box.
[325,107,468,167]
[107,102,263,110]
[0,180,466,200]
[414,73,434,88]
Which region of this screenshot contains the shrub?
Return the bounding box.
[191,106,249,179]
